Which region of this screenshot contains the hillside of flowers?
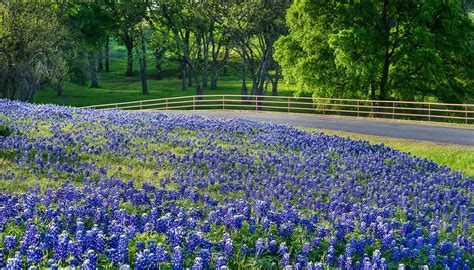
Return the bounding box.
[0,100,472,269]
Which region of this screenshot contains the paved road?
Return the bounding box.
[160,110,474,146]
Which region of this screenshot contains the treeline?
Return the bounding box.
[0,1,472,103]
[0,1,289,101]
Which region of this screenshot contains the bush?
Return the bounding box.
[0,124,12,137]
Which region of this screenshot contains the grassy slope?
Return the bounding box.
[302,128,474,177]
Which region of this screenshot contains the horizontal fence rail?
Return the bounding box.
[82,94,474,125]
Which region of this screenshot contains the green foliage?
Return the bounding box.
[275,0,474,102]
[65,3,113,50]
[0,1,74,101]
[0,124,12,138]
[2,1,472,103]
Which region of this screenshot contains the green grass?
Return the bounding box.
[302,128,474,177]
[34,49,297,107]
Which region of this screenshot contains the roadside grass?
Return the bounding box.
[302,127,474,177]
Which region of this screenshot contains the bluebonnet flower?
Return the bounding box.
[215,256,227,268]
[325,245,335,266]
[191,257,204,270]
[255,238,264,257]
[223,237,233,258]
[6,252,22,269]
[53,231,68,261]
[4,236,17,253]
[172,246,182,270]
[0,249,3,269]
[268,240,278,254]
[281,253,290,267]
[26,245,42,265]
[198,248,211,268]
[439,240,453,255]
[134,249,152,270]
[301,242,310,256]
[240,245,248,256]
[116,234,129,264]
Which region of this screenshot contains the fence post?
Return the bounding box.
[222,96,225,110]
[357,101,360,117]
[193,96,195,110]
[391,102,394,119]
[140,101,143,110]
[288,97,290,113]
[255,96,258,111]
[166,98,168,110]
[428,104,431,122]
[466,105,469,124]
[115,104,118,110]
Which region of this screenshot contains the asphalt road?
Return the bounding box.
[160,110,474,146]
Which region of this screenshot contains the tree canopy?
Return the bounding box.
[274,0,474,102]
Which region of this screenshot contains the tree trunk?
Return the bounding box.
[272,65,280,96]
[97,49,103,72]
[105,36,110,72]
[379,0,391,101]
[223,47,230,76]
[209,33,221,90]
[191,66,202,96]
[379,49,391,101]
[210,68,218,90]
[188,66,192,87]
[202,38,209,88]
[271,78,278,96]
[124,32,134,76]
[251,79,258,96]
[55,83,63,97]
[370,83,376,100]
[126,45,133,76]
[9,77,16,99]
[155,49,163,80]
[139,29,148,95]
[184,56,203,97]
[241,58,248,102]
[181,60,187,91]
[89,52,99,88]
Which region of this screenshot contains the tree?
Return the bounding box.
[275,0,473,102]
[136,21,149,95]
[228,0,288,99]
[44,54,70,97]
[109,2,148,77]
[0,1,71,100]
[148,22,173,80]
[65,3,112,88]
[153,0,204,95]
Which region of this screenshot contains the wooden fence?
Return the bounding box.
[82,94,474,125]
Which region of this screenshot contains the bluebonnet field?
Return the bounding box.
[0,100,472,270]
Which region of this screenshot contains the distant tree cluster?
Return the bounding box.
[0,0,472,103]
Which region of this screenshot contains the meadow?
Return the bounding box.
[0,100,472,269]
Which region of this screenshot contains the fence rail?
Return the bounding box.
[82,94,474,125]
